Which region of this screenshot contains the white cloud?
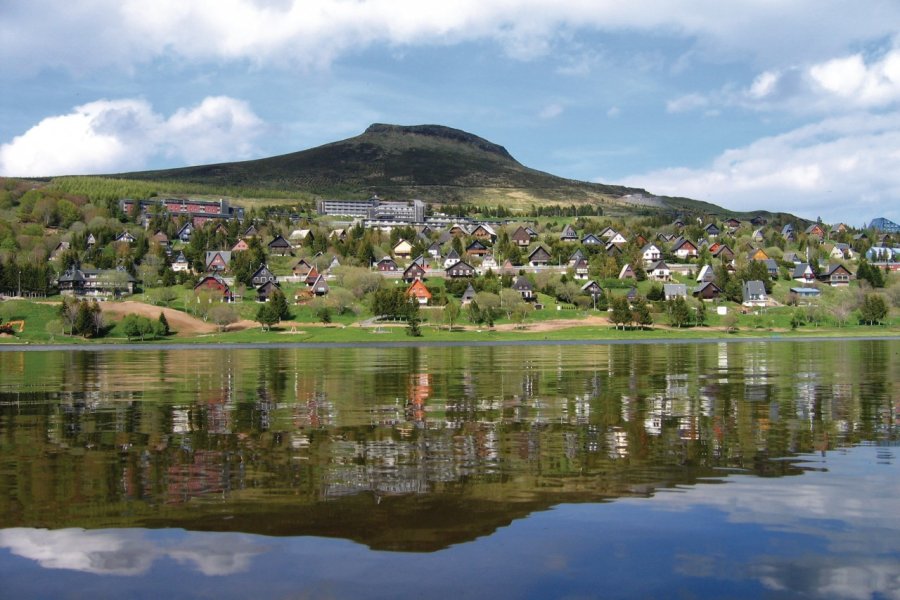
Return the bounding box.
[666,93,709,113]
[0,96,264,177]
[4,1,900,74]
[809,50,900,107]
[617,112,900,224]
[538,103,564,119]
[748,70,779,99]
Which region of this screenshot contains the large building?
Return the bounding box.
[317,196,426,223]
[869,217,900,233]
[120,198,244,227]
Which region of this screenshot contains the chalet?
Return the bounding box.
[194,274,231,298]
[763,258,779,278]
[634,234,649,247]
[829,243,853,260]
[703,223,720,237]
[376,257,399,272]
[527,246,552,267]
[693,281,722,301]
[86,233,96,248]
[292,258,313,277]
[480,254,499,272]
[805,223,826,239]
[581,280,603,300]
[49,241,70,261]
[393,239,413,259]
[461,283,477,305]
[419,224,433,237]
[150,231,170,247]
[268,235,293,257]
[581,233,604,246]
[671,237,699,259]
[512,275,535,301]
[818,264,852,287]
[402,262,427,283]
[446,261,476,278]
[327,256,341,271]
[205,250,232,272]
[671,218,686,229]
[231,239,250,252]
[443,249,461,268]
[256,280,281,303]
[781,223,796,241]
[568,249,586,266]
[664,283,688,301]
[751,215,768,226]
[243,224,259,238]
[648,260,671,281]
[176,222,193,243]
[640,243,662,264]
[657,232,676,243]
[742,280,768,307]
[626,287,640,303]
[748,247,770,262]
[289,229,314,246]
[790,287,821,299]
[448,224,469,237]
[751,228,765,242]
[607,232,628,246]
[465,240,490,257]
[560,224,578,241]
[329,229,347,242]
[511,226,533,247]
[605,242,623,257]
[470,224,496,242]
[573,258,589,280]
[724,218,742,232]
[696,264,715,283]
[305,267,320,286]
[309,274,329,296]
[58,266,136,298]
[115,231,136,244]
[618,264,636,280]
[172,252,191,273]
[250,264,277,287]
[792,263,816,283]
[427,242,443,258]
[710,243,734,260]
[406,279,432,305]
[783,251,803,264]
[853,232,868,242]
[833,223,849,234]
[598,226,618,240]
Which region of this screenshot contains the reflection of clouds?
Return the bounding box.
[0,528,264,577]
[650,447,900,599]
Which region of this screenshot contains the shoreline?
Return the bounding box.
[1,333,898,352]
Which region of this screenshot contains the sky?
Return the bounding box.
[2,1,900,226]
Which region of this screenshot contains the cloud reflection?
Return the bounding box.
[0,528,264,577]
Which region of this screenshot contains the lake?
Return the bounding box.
[0,340,898,599]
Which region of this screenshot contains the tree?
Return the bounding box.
[632,298,653,329]
[270,289,291,321]
[859,293,888,325]
[209,305,239,331]
[157,312,170,336]
[609,296,631,330]
[668,297,691,328]
[512,302,533,328]
[256,302,280,331]
[316,305,333,325]
[443,299,461,330]
[695,300,707,326]
[406,304,422,337]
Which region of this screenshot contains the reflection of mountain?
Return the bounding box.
[0,341,895,552]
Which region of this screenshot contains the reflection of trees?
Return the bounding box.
[0,341,896,547]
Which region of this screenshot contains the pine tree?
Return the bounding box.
[158,312,170,336]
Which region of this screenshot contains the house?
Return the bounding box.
[49,241,70,261]
[480,253,499,272]
[289,229,314,246]
[427,242,443,258]
[205,250,232,272]
[703,223,720,237]
[461,283,477,305]
[292,258,314,277]
[751,228,765,242]
[470,224,496,242]
[829,243,853,260]
[115,231,136,244]
[560,224,578,241]
[309,274,329,296]
[763,258,779,278]
[150,231,170,247]
[693,281,722,300]
[193,274,231,298]
[866,246,900,261]
[573,258,589,280]
[792,263,816,283]
[267,235,293,256]
[618,263,637,280]
[329,228,347,242]
[633,234,649,247]
[710,243,734,260]
[598,226,618,240]
[751,215,769,226]
[648,260,671,281]
[229,238,249,253]
[243,224,259,238]
[172,252,191,273]
[176,222,193,243]
[327,256,341,271]
[671,237,699,259]
[446,261,476,278]
[376,257,399,272]
[256,280,281,303]
[250,264,277,287]
[664,283,688,301]
[790,287,821,299]
[818,264,852,286]
[512,275,535,300]
[640,243,662,265]
[568,249,586,266]
[305,267,320,286]
[805,223,827,239]
[742,280,768,307]
[86,233,96,248]
[581,233,604,246]
[607,232,628,246]
[443,249,461,268]
[402,262,427,283]
[406,279,432,305]
[527,246,552,267]
[725,218,742,232]
[605,242,623,257]
[696,264,715,283]
[781,223,796,241]
[465,240,490,257]
[58,266,136,298]
[393,239,413,259]
[581,280,603,300]
[783,251,803,264]
[748,247,770,262]
[511,226,532,247]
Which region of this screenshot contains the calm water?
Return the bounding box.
[0,340,898,599]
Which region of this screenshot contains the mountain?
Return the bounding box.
[110,123,748,217]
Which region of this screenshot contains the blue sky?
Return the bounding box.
[2,1,900,225]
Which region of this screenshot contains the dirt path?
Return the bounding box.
[99,301,218,336]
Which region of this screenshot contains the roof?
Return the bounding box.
[743,280,767,297]
[663,283,687,297]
